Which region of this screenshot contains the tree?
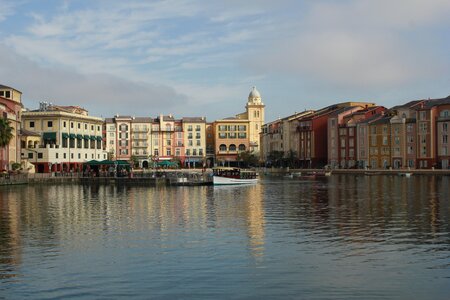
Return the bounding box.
[0,118,13,170]
[130,155,139,168]
[284,150,298,168]
[267,150,284,167]
[0,118,13,148]
[237,151,259,168]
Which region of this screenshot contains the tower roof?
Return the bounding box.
[248,86,261,99]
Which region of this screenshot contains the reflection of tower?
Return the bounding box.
[246,87,265,153]
[245,184,265,259]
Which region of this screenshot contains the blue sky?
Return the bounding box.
[0,0,449,122]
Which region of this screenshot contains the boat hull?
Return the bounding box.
[213,176,258,185]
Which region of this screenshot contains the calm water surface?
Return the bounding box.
[1,175,449,299]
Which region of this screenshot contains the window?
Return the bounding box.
[228,132,236,138]
[5,91,10,98]
[154,149,159,156]
[219,144,227,151]
[238,133,246,139]
[63,121,67,128]
[30,121,35,128]
[443,135,448,144]
[64,153,66,159]
[229,125,236,131]
[229,144,236,151]
[188,140,193,146]
[219,133,227,139]
[238,125,246,131]
[78,123,81,129]
[38,153,43,159]
[219,125,227,131]
[196,140,201,146]
[443,123,448,132]
[166,149,171,156]
[85,124,87,130]
[199,149,203,156]
[62,138,68,148]
[193,149,197,156]
[420,111,426,120]
[176,149,181,156]
[28,153,33,159]
[239,144,246,151]
[186,149,191,156]
[195,125,201,131]
[71,122,74,129]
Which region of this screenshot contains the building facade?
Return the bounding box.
[21,103,106,173]
[0,84,22,171]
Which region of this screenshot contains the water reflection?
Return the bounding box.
[0,176,449,299]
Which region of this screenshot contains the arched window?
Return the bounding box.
[219,144,227,151]
[239,144,246,151]
[229,144,236,151]
[166,123,172,131]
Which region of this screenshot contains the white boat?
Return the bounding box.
[213,167,258,185]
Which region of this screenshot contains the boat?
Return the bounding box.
[399,172,412,178]
[213,167,258,185]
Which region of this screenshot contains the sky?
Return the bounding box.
[0,0,449,122]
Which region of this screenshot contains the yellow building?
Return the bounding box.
[213,87,265,166]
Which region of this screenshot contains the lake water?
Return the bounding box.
[1,175,449,299]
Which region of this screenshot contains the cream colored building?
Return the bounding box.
[21,103,107,173]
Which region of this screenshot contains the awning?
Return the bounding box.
[62,132,69,138]
[83,135,90,140]
[96,136,102,141]
[43,132,57,140]
[76,134,83,139]
[90,135,96,140]
[69,133,76,139]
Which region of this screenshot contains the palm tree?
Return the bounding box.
[0,118,14,171]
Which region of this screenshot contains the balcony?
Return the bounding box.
[133,128,149,133]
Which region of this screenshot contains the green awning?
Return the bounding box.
[76,134,83,139]
[96,136,102,141]
[69,133,76,139]
[83,135,90,140]
[62,132,69,138]
[90,135,96,140]
[43,132,57,140]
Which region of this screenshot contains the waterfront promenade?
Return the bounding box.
[1,167,450,187]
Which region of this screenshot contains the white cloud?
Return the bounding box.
[244,0,450,90]
[0,45,186,117]
[0,0,15,22]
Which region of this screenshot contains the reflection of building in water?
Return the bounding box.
[244,184,265,259]
[0,191,22,278]
[326,175,450,241]
[212,184,266,259]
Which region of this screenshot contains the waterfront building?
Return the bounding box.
[389,100,423,169]
[0,84,22,171]
[213,87,265,166]
[294,102,372,168]
[435,100,450,169]
[327,104,377,168]
[260,110,314,164]
[105,116,134,161]
[414,96,450,169]
[213,118,250,166]
[205,123,215,167]
[182,117,206,168]
[368,115,392,168]
[333,106,386,169]
[21,103,106,173]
